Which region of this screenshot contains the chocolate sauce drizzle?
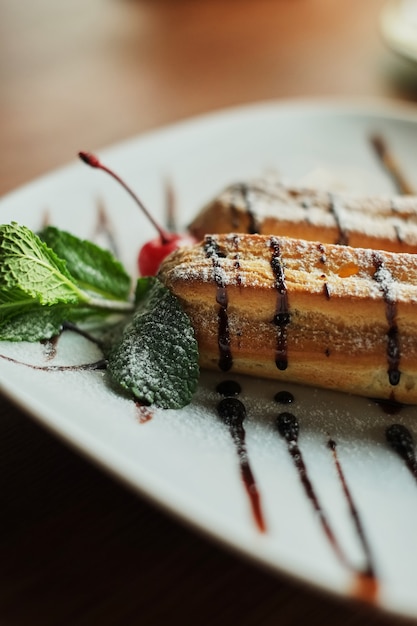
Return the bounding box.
[317,243,327,264]
[276,412,350,567]
[217,394,266,533]
[386,424,417,479]
[373,395,404,415]
[94,198,120,257]
[205,236,232,372]
[269,237,290,370]
[328,193,349,245]
[276,411,378,600]
[372,253,401,386]
[328,439,377,582]
[240,183,259,234]
[0,352,107,372]
[231,234,243,287]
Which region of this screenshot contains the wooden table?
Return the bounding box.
[1,1,417,624]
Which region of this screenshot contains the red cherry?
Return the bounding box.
[79,151,196,275]
[138,233,196,277]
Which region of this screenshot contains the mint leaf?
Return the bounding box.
[0,223,134,341]
[39,226,131,301]
[107,277,199,409]
[0,223,82,305]
[0,303,98,342]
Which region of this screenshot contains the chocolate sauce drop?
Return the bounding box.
[269,237,290,371]
[205,236,232,372]
[136,402,153,424]
[216,380,242,397]
[217,398,266,532]
[274,390,294,404]
[386,424,417,478]
[317,243,327,264]
[231,233,243,286]
[372,253,401,386]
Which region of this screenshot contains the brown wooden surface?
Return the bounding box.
[1,1,417,624]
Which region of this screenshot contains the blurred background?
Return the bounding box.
[1,0,417,195]
[1,1,417,625]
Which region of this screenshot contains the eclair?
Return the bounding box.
[158,233,417,404]
[188,177,417,254]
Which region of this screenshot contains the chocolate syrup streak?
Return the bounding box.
[164,177,177,233]
[269,237,290,371]
[217,397,266,533]
[373,395,404,415]
[40,335,59,360]
[317,243,327,264]
[205,236,232,372]
[0,352,107,372]
[136,402,154,424]
[240,183,259,234]
[386,424,417,479]
[327,440,377,587]
[328,193,349,245]
[370,134,415,196]
[372,253,401,386]
[94,198,120,258]
[276,413,349,566]
[231,234,243,287]
[276,412,378,601]
[61,322,106,351]
[41,323,105,363]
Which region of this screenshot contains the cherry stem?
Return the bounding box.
[79,151,172,244]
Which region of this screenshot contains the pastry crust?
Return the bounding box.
[158,233,417,404]
[188,177,417,253]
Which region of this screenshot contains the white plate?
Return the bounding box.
[380,0,417,64]
[2,99,417,619]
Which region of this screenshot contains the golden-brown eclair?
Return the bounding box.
[159,233,417,404]
[188,177,417,253]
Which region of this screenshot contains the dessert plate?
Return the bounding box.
[1,99,417,619]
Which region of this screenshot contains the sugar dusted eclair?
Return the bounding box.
[188,177,417,254]
[158,233,417,404]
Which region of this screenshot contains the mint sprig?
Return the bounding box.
[107,277,199,409]
[0,223,133,340]
[0,223,200,409]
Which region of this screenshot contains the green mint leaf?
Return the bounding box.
[0,303,98,342]
[39,226,131,301]
[107,276,199,409]
[0,223,83,305]
[0,223,134,341]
